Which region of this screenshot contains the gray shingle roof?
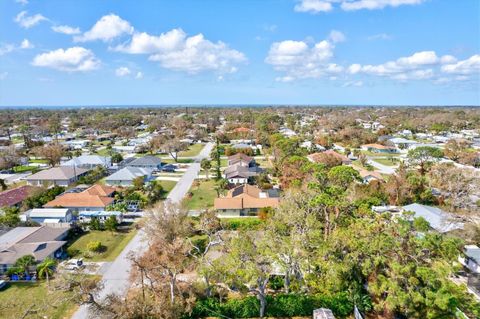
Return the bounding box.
[105,167,153,182]
[403,203,464,233]
[26,166,89,181]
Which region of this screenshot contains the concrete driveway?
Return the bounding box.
[71,142,213,319]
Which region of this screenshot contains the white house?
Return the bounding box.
[459,245,480,274]
[21,208,73,224]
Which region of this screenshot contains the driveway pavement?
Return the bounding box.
[367,158,397,174]
[71,142,213,319]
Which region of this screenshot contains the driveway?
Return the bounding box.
[367,158,397,174]
[71,142,213,319]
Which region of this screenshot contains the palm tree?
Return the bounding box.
[14,255,36,277]
[201,159,212,179]
[37,257,56,288]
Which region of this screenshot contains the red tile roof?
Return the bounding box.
[0,186,35,208]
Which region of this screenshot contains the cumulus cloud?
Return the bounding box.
[115,28,246,74]
[294,0,425,13]
[52,25,81,35]
[135,71,143,79]
[0,44,15,56]
[441,55,480,75]
[328,30,346,43]
[265,35,344,81]
[32,47,100,72]
[115,66,131,77]
[20,39,34,49]
[14,11,48,28]
[74,14,133,42]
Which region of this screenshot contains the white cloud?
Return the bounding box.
[115,66,131,77]
[294,0,334,13]
[328,30,346,43]
[14,11,48,28]
[441,55,480,75]
[341,0,425,11]
[52,25,81,35]
[116,29,246,74]
[342,80,363,87]
[20,39,34,49]
[0,72,8,80]
[15,0,28,5]
[367,33,392,41]
[266,37,343,81]
[0,44,15,56]
[135,71,143,79]
[74,14,133,42]
[294,0,425,13]
[32,47,100,72]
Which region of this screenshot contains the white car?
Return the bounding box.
[61,258,84,271]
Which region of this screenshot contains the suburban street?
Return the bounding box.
[71,142,214,319]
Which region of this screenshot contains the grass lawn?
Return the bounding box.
[28,158,49,164]
[162,158,194,164]
[0,282,76,319]
[178,143,204,157]
[361,150,400,158]
[95,148,111,156]
[67,227,137,262]
[158,180,177,195]
[184,179,217,210]
[373,158,400,166]
[13,165,37,173]
[255,158,272,168]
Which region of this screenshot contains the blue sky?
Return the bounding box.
[0,0,479,106]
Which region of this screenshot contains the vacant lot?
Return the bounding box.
[67,227,137,262]
[178,143,204,157]
[0,282,76,319]
[184,179,217,210]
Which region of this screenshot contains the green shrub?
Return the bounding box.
[221,218,264,231]
[87,240,103,252]
[66,247,80,257]
[189,293,352,318]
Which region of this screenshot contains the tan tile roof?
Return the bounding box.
[44,192,114,208]
[214,184,279,210]
[308,150,350,163]
[83,184,116,197]
[362,143,395,150]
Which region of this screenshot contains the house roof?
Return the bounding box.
[0,226,68,264]
[83,184,116,197]
[127,155,162,166]
[464,245,480,264]
[403,203,464,233]
[353,167,384,181]
[44,192,114,208]
[228,153,253,162]
[62,155,111,167]
[224,165,259,179]
[362,143,395,150]
[0,185,35,208]
[26,166,90,181]
[25,208,70,218]
[105,167,153,182]
[214,184,280,210]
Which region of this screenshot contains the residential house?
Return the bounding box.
[43,184,115,212]
[214,184,280,216]
[21,208,73,224]
[361,143,398,153]
[224,165,262,185]
[105,167,154,187]
[62,155,112,169]
[0,185,35,210]
[307,150,352,165]
[227,153,256,167]
[124,155,163,171]
[78,210,123,223]
[402,203,464,233]
[388,137,418,150]
[354,167,384,183]
[0,226,69,274]
[25,166,90,187]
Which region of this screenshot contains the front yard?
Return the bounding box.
[0,282,76,319]
[183,179,218,211]
[178,143,204,157]
[67,226,137,262]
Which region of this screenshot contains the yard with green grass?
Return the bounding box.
[183,179,217,210]
[28,158,49,164]
[13,165,38,173]
[372,157,400,166]
[162,158,194,164]
[0,282,77,319]
[67,227,137,262]
[178,143,204,157]
[158,180,177,194]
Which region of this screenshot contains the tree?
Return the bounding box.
[104,215,118,232]
[200,159,212,179]
[132,176,145,190]
[0,145,21,170]
[444,139,469,161]
[0,206,20,227]
[407,146,443,175]
[33,144,64,167]
[37,257,56,288]
[111,152,123,164]
[163,138,188,162]
[89,217,102,230]
[14,255,36,276]
[144,180,165,205]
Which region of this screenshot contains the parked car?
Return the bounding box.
[161,164,177,172]
[61,258,84,271]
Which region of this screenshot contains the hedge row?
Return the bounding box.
[220,218,264,231]
[189,293,352,318]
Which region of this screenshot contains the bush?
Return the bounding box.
[66,247,80,257]
[221,218,264,231]
[87,240,103,252]
[190,293,352,318]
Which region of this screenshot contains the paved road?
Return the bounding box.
[71,142,213,319]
